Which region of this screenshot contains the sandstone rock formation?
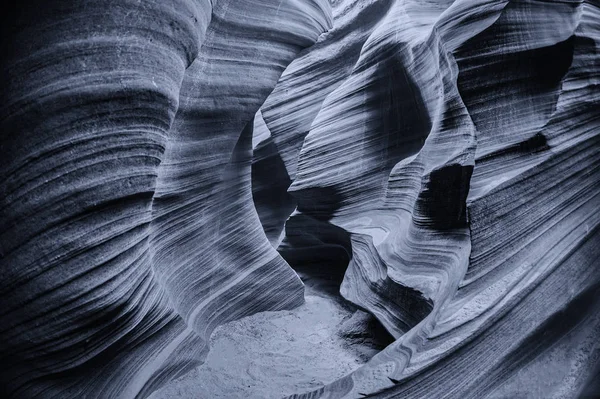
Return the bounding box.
[1,0,599,398]
[0,1,330,397]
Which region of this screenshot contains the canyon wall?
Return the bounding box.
[1,0,599,398]
[0,1,330,397]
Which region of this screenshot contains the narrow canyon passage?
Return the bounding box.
[1,0,599,398]
[149,282,394,399]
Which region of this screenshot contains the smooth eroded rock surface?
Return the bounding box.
[0,1,330,397]
[1,0,598,398]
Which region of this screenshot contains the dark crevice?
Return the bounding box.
[278,212,395,356]
[478,132,550,163]
[415,164,474,230]
[337,308,396,362]
[251,136,296,244]
[278,213,352,297]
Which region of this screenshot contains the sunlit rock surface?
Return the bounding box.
[1,0,599,398]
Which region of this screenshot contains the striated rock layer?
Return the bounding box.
[1,0,599,398]
[0,1,331,398]
[258,0,600,397]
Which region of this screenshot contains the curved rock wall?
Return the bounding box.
[0,1,330,398]
[1,0,599,398]
[264,0,600,397]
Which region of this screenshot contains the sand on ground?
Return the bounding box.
[149,289,392,399]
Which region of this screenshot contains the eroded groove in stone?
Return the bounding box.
[2,0,599,398]
[0,1,331,397]
[281,1,600,398]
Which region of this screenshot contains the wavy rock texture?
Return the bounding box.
[1,0,599,398]
[260,0,600,398]
[0,1,331,398]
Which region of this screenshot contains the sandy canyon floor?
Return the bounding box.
[150,282,392,399]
